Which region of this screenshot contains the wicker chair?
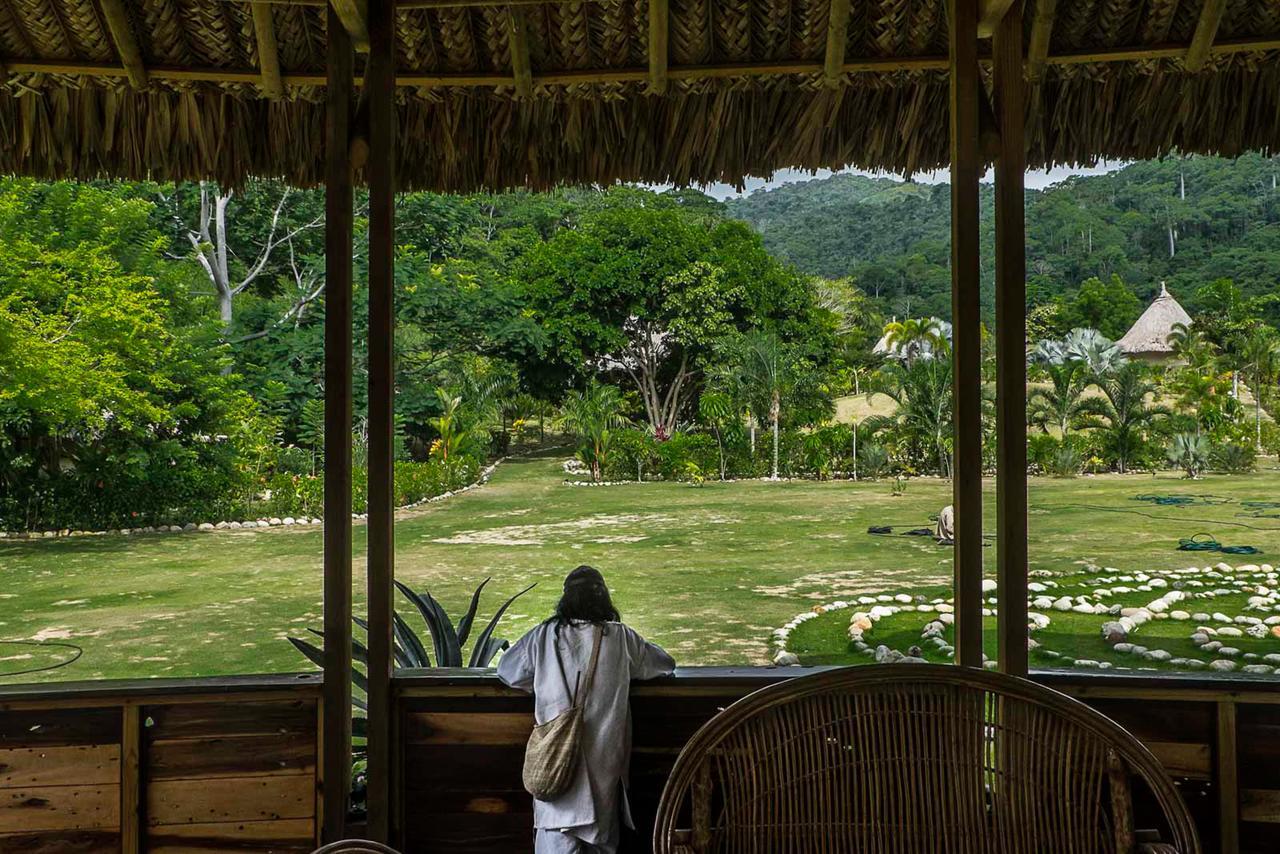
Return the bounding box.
[653,665,1200,853]
[311,841,402,854]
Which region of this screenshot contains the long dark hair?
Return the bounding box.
[547,565,620,634]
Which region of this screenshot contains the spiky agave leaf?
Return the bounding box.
[470,636,510,668]
[455,577,492,648]
[290,636,369,695]
[467,583,536,667]
[395,580,461,666]
[392,612,431,667]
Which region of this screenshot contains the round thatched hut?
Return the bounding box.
[1116,283,1193,362]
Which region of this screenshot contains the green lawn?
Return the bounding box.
[4,453,1280,682]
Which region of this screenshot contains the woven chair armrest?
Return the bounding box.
[1136,844,1180,854]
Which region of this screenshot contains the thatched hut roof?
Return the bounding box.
[2,0,1280,190]
[1117,283,1193,356]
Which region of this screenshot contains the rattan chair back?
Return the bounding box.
[653,665,1200,853]
[312,841,402,854]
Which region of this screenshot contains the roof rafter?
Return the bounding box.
[1186,0,1227,71]
[1027,0,1057,81]
[507,7,532,98]
[250,2,286,98]
[98,0,148,89]
[977,0,1016,39]
[329,0,370,53]
[648,0,668,95]
[824,0,852,86]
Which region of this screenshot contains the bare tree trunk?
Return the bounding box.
[770,392,781,480]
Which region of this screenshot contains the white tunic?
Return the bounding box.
[496,620,675,846]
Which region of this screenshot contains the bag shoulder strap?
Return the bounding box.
[576,624,605,709]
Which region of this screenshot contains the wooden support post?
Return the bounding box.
[1027,0,1057,81]
[977,0,1016,38]
[98,0,148,89]
[992,0,1027,678]
[508,7,533,98]
[120,704,141,853]
[331,0,371,53]
[322,6,355,843]
[949,0,984,669]
[824,0,852,86]
[1187,0,1227,71]
[365,0,396,843]
[1218,700,1239,854]
[648,0,669,94]
[252,2,286,98]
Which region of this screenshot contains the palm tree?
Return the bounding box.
[867,356,954,477]
[1080,364,1168,473]
[1166,322,1215,371]
[881,317,947,366]
[557,381,631,481]
[1062,327,1127,375]
[1241,326,1280,451]
[731,332,795,480]
[697,391,734,481]
[1028,359,1092,437]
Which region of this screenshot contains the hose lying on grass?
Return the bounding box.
[0,640,83,678]
[1176,533,1262,556]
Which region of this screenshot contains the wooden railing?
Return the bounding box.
[394,668,1280,854]
[2,668,1277,852]
[0,674,323,852]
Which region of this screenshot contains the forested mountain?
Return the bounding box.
[726,154,1280,328]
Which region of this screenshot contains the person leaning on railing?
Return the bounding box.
[498,565,675,854]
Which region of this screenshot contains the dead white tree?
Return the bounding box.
[185,183,322,333]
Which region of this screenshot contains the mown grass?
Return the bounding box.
[3,452,1280,682]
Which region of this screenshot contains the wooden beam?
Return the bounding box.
[364,0,396,843]
[120,704,141,853]
[330,0,370,53]
[1186,0,1227,71]
[992,1,1027,679]
[823,0,852,86]
[977,0,1016,39]
[321,5,354,843]
[98,0,148,89]
[949,0,984,670]
[1218,700,1239,854]
[507,7,533,98]
[648,0,668,94]
[1027,0,1057,81]
[251,2,286,98]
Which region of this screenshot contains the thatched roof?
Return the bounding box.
[2,0,1280,190]
[1117,282,1193,355]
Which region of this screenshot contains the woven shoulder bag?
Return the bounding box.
[522,623,604,801]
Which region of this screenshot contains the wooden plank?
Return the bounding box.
[647,0,668,94]
[0,744,119,788]
[121,706,140,853]
[403,712,533,746]
[148,818,314,852]
[148,734,315,780]
[147,775,313,826]
[1186,0,1228,71]
[1146,741,1213,780]
[251,1,286,98]
[977,0,1016,38]
[1219,700,1240,854]
[949,0,984,670]
[1241,789,1280,824]
[992,0,1027,679]
[364,0,397,843]
[823,0,852,86]
[97,0,148,89]
[330,0,371,52]
[144,701,315,741]
[0,828,118,852]
[0,709,121,747]
[1027,0,1057,81]
[507,7,533,98]
[323,5,355,844]
[0,784,119,833]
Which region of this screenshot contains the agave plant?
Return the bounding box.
[288,577,536,714]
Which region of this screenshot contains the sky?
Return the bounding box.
[689,162,1123,200]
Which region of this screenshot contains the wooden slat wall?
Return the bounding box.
[0,681,321,853]
[395,673,1280,854]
